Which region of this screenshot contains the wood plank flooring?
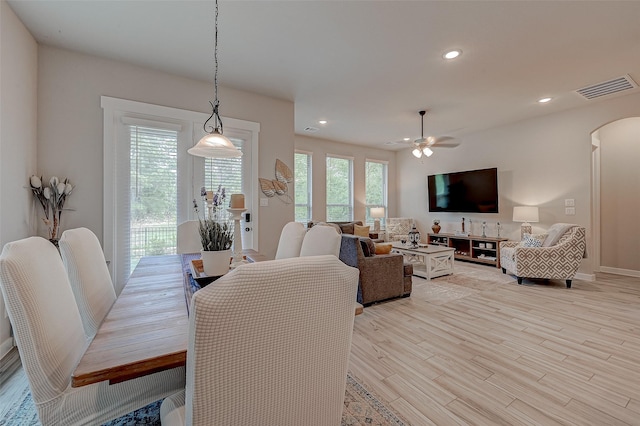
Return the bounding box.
[2,263,639,425]
[348,263,640,425]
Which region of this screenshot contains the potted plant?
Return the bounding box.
[431,219,441,234]
[194,198,234,276]
[198,218,233,276]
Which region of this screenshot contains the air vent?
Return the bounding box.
[304,126,319,133]
[575,74,638,100]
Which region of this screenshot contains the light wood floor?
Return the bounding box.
[2,263,639,425]
[348,263,640,425]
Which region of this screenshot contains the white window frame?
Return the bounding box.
[325,154,354,222]
[294,150,313,223]
[365,158,388,227]
[102,96,259,293]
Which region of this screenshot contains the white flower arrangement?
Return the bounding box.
[29,175,74,241]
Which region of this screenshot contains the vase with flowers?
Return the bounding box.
[29,175,74,245]
[431,219,441,234]
[193,198,233,276]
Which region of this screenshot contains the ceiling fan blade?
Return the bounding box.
[427,136,459,148]
[432,142,460,148]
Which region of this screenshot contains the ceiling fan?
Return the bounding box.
[410,110,459,158]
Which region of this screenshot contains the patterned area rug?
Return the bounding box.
[0,372,407,426]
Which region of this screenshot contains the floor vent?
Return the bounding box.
[304,126,319,133]
[575,74,638,100]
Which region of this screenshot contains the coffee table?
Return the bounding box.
[390,242,455,280]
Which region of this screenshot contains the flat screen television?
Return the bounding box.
[427,167,498,213]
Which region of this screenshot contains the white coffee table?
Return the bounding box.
[390,242,455,280]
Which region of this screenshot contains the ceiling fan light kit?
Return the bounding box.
[413,110,432,159]
[409,110,459,159]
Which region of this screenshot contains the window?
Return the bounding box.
[365,160,388,227]
[294,151,312,223]
[128,124,179,271]
[201,137,245,222]
[102,97,259,293]
[326,155,353,221]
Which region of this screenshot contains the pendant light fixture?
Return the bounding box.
[188,0,242,158]
[412,110,434,159]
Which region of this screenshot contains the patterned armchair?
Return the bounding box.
[385,217,414,242]
[500,224,586,288]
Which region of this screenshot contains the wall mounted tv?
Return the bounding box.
[427,167,499,213]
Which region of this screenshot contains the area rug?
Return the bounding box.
[410,262,512,305]
[0,372,407,426]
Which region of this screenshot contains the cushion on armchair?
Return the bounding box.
[374,243,393,254]
[519,233,547,248]
[359,237,376,257]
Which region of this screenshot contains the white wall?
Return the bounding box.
[0,0,38,359]
[295,134,397,223]
[37,46,294,260]
[598,117,640,272]
[397,91,640,276]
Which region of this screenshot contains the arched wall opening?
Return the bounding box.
[591,117,640,277]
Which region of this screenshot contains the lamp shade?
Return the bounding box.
[370,207,385,219]
[188,131,243,158]
[412,147,422,158]
[513,206,539,223]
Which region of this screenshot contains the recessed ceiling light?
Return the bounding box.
[443,49,462,60]
[538,97,552,103]
[318,120,328,125]
[403,137,410,141]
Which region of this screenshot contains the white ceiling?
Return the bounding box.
[8,0,640,150]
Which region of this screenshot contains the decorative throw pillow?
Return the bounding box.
[354,224,370,238]
[375,243,393,254]
[358,237,375,257]
[519,233,547,248]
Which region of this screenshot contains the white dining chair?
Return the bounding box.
[59,227,116,339]
[0,236,185,425]
[160,255,359,426]
[299,223,341,257]
[274,221,307,259]
[177,220,203,254]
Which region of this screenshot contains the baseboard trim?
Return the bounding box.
[575,272,596,282]
[599,266,640,278]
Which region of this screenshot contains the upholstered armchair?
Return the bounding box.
[385,217,414,242]
[339,234,410,305]
[500,224,586,288]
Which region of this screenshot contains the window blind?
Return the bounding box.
[127,125,179,272]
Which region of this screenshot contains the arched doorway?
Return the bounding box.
[591,117,640,277]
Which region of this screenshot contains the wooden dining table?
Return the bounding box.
[72,251,363,387]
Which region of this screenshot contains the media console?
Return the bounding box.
[427,233,508,268]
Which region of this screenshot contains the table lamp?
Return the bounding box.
[513,206,539,240]
[370,207,385,233]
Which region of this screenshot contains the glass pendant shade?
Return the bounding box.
[188,0,242,159]
[188,130,242,158]
[412,147,423,158]
[422,146,434,157]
